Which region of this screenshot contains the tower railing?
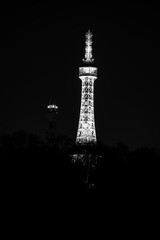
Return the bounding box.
[79,67,97,77]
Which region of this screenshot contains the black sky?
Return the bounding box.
[1,2,160,150]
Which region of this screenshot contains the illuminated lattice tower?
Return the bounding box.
[76,30,97,145]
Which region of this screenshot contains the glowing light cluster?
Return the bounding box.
[47,104,58,110]
[72,153,99,167]
[83,30,94,63]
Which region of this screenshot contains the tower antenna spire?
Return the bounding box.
[83,30,94,63]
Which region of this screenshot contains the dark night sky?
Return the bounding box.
[1,2,160,150]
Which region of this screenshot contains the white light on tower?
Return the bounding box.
[47,104,58,110]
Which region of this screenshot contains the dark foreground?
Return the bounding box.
[1,132,159,236]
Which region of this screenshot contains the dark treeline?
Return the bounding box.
[1,130,160,210]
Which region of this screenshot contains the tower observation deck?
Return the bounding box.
[76,30,97,145]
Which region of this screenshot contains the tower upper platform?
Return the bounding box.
[79,66,97,77]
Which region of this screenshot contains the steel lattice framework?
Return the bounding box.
[76,30,97,145]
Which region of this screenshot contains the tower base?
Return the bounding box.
[69,143,102,189]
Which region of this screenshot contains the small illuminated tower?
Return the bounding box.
[76,30,97,145]
[46,103,58,145]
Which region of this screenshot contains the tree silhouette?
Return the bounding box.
[0,130,160,204]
